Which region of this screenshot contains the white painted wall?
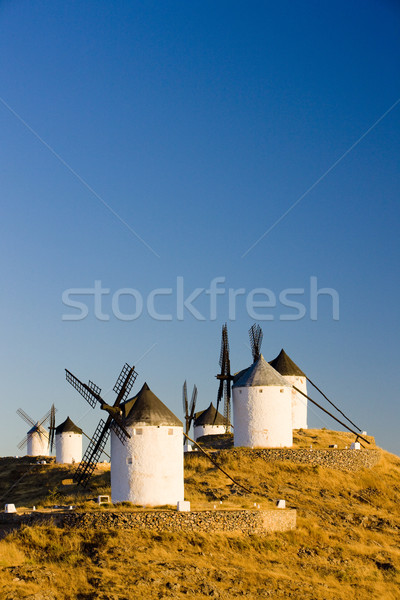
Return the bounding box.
[110,425,184,506]
[27,431,48,456]
[232,385,293,448]
[55,432,82,464]
[194,424,226,441]
[283,375,308,429]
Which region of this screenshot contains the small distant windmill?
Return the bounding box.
[182,380,197,437]
[215,323,233,432]
[249,323,263,362]
[17,404,57,456]
[65,363,137,487]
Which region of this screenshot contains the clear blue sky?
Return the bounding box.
[1,1,399,456]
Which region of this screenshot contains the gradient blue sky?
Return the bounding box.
[1,1,399,456]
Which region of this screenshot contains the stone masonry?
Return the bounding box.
[0,508,296,535]
[218,448,381,472]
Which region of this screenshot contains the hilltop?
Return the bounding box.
[0,430,399,599]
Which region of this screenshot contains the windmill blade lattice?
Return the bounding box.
[48,404,56,453]
[223,379,231,432]
[17,436,28,451]
[182,380,188,414]
[65,362,137,487]
[88,380,101,396]
[66,370,102,408]
[182,381,197,436]
[216,323,232,432]
[182,381,189,436]
[109,418,130,445]
[249,323,263,362]
[37,407,53,429]
[73,419,111,487]
[113,363,137,402]
[189,385,198,421]
[16,408,35,428]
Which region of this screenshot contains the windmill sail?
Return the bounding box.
[16,406,57,454]
[73,419,111,487]
[66,362,137,487]
[109,418,130,445]
[65,370,102,408]
[182,381,197,437]
[48,404,56,453]
[16,408,35,428]
[249,323,263,362]
[113,363,137,402]
[216,323,232,432]
[189,385,198,423]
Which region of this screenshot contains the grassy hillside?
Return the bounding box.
[0,430,399,599]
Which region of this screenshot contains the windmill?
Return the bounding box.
[65,363,137,487]
[215,323,233,432]
[249,323,263,362]
[17,404,57,456]
[248,323,364,436]
[182,380,198,437]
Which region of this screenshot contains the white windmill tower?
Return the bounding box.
[193,403,226,441]
[269,349,308,430]
[111,382,184,506]
[55,417,83,464]
[65,364,184,507]
[17,406,56,457]
[229,325,293,448]
[232,354,293,448]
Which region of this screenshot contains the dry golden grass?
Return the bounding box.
[197,428,376,451]
[0,432,399,599]
[292,427,376,448]
[0,456,110,510]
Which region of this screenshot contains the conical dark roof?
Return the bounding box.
[233,354,290,388]
[269,349,305,377]
[55,416,82,435]
[232,366,250,384]
[194,403,225,427]
[124,383,182,427]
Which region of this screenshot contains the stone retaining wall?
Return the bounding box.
[0,509,296,535]
[219,448,381,472]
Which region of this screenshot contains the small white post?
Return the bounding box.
[97,495,110,505]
